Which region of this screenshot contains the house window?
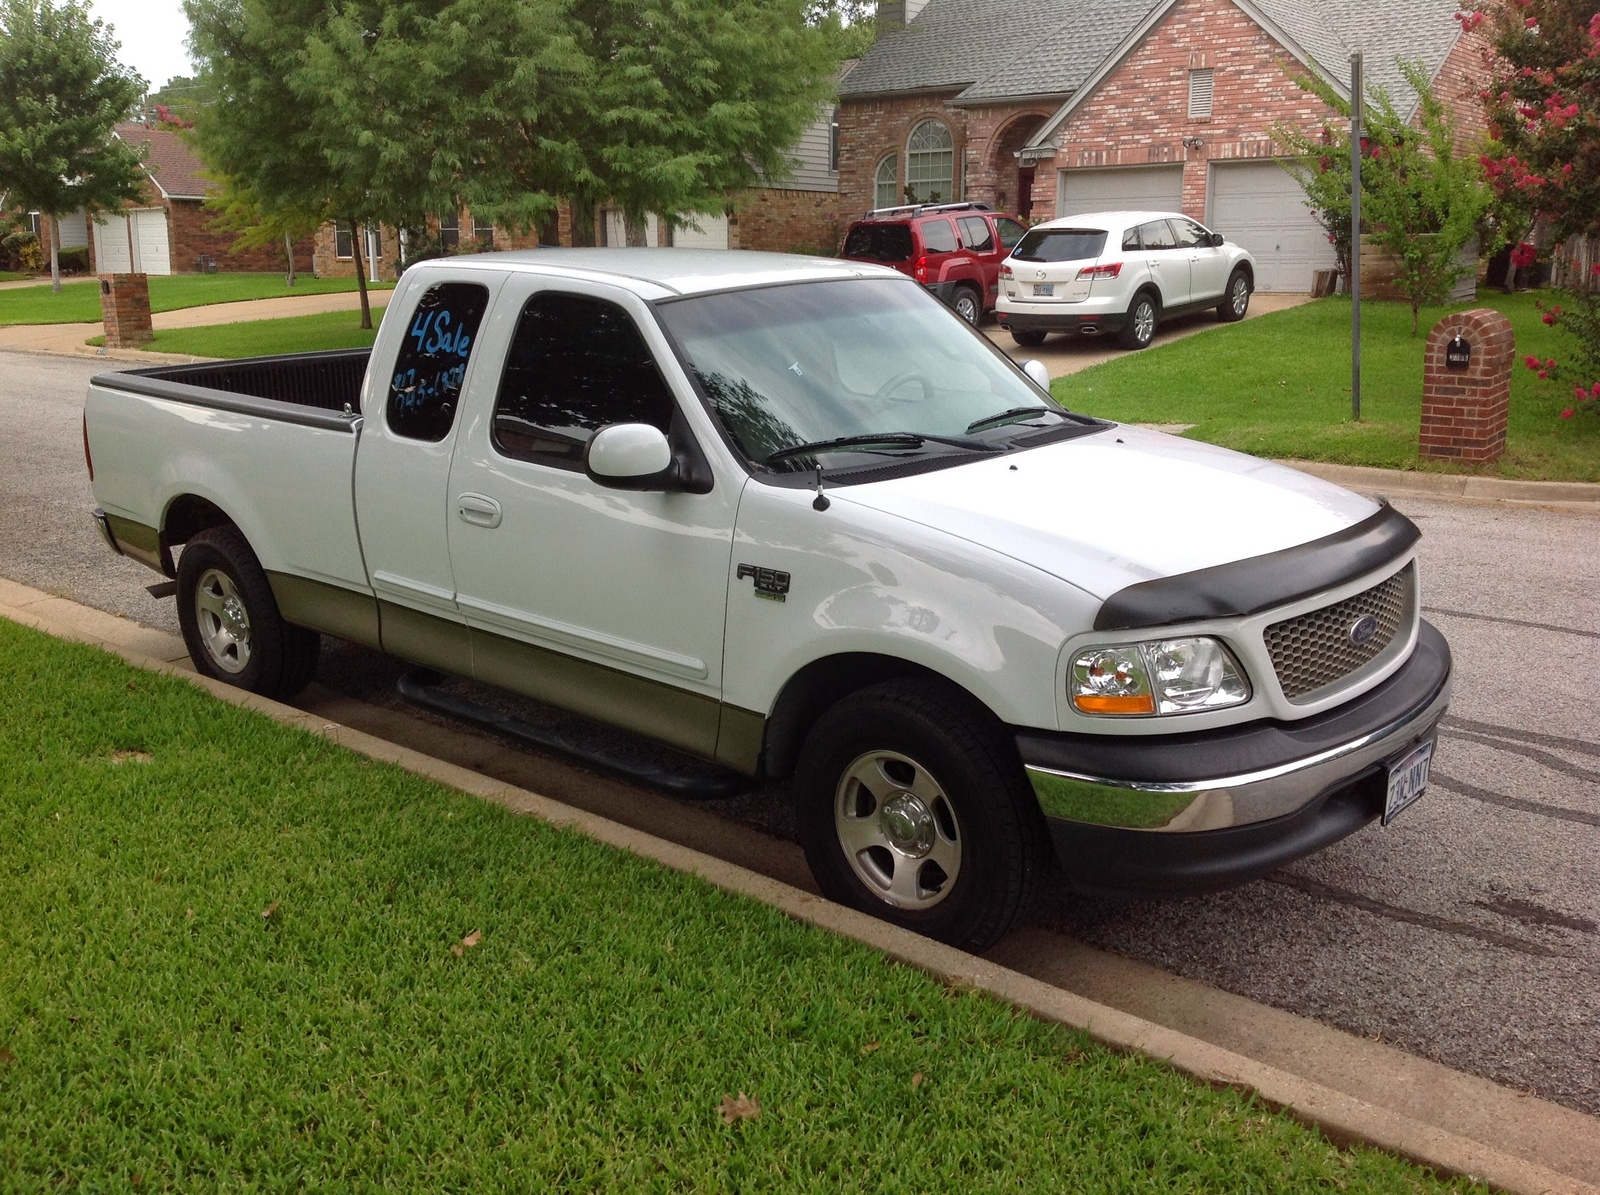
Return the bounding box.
[469,214,494,248]
[905,120,953,204]
[1188,68,1215,119]
[829,109,840,173]
[439,210,460,251]
[874,156,898,209]
[335,224,352,259]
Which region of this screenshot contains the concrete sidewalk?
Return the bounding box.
[0,288,391,362]
[3,573,1596,1195]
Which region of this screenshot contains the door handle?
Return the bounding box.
[456,493,503,529]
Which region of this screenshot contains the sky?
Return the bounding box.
[88,0,194,93]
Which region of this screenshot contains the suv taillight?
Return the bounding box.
[1076,262,1123,280]
[1000,265,1013,280]
[914,254,929,283]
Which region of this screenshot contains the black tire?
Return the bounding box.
[951,285,982,326]
[176,525,319,700]
[1118,292,1158,349]
[795,679,1049,951]
[1217,269,1250,322]
[1010,328,1047,348]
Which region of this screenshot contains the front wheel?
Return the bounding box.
[795,680,1049,951]
[1217,269,1250,322]
[1118,292,1158,349]
[951,286,982,326]
[177,525,319,700]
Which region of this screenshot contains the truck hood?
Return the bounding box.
[836,425,1379,601]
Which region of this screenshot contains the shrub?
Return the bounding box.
[57,245,89,274]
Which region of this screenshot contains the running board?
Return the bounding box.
[395,668,751,801]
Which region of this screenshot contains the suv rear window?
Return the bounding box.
[1011,229,1108,262]
[843,223,913,263]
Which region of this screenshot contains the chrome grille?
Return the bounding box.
[1265,564,1414,701]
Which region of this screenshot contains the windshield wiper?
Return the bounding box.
[965,405,1067,434]
[766,431,997,465]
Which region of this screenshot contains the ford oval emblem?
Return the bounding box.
[1348,614,1379,647]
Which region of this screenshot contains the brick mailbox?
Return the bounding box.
[99,272,152,349]
[1419,308,1515,464]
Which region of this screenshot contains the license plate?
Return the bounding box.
[1383,739,1433,825]
[1032,283,1054,296]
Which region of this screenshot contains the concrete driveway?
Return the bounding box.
[985,290,1312,379]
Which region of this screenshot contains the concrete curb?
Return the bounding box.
[1,579,1595,1195]
[1277,459,1600,510]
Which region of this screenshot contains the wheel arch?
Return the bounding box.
[762,652,1002,780]
[159,493,240,575]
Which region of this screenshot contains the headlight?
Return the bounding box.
[1069,637,1249,716]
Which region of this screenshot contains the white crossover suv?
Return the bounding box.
[996,210,1255,350]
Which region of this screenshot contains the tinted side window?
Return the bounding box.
[842,223,912,262]
[1121,226,1142,252]
[1137,220,1178,250]
[919,218,958,254]
[1171,218,1210,249]
[957,216,994,252]
[995,217,1027,250]
[386,282,490,442]
[492,293,675,468]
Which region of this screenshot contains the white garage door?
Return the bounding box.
[1056,166,1183,219]
[93,208,172,275]
[670,212,729,250]
[1208,161,1331,293]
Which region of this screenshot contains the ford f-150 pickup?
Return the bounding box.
[85,249,1451,949]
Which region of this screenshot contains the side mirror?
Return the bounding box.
[1210,232,1226,248]
[1020,359,1052,392]
[584,423,679,490]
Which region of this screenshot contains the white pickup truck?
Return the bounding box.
[86,249,1451,949]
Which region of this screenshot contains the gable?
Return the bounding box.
[114,122,211,202]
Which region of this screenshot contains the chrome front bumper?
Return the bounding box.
[1017,620,1452,894]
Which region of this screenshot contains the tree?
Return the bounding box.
[0,0,147,291]
[806,0,874,59]
[203,175,321,286]
[1277,59,1493,334]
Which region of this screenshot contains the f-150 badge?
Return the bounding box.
[737,564,790,602]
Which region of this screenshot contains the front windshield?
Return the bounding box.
[654,277,1067,473]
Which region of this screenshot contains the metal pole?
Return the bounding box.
[1350,52,1363,423]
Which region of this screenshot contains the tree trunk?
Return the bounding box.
[285,229,296,287]
[569,200,597,248]
[1411,302,1420,337]
[624,213,648,247]
[350,218,372,331]
[49,215,62,293]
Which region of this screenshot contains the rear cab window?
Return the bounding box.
[386,282,491,442]
[842,223,912,263]
[1011,229,1108,262]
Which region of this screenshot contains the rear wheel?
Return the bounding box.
[951,286,982,326]
[1218,269,1251,322]
[1118,292,1158,350]
[1010,328,1047,348]
[795,680,1049,951]
[177,526,319,700]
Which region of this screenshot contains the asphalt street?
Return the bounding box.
[5,348,1598,1116]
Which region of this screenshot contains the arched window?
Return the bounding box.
[874,156,899,209]
[905,120,954,204]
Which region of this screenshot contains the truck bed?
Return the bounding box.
[102,348,370,424]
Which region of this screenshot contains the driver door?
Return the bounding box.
[444,276,742,758]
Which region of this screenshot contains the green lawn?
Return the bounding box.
[0,270,30,283]
[1059,291,1600,482]
[0,273,391,326]
[0,619,1480,1192]
[92,307,384,358]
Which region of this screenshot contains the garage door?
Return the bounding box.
[93,208,172,275]
[670,212,729,250]
[1208,161,1331,293]
[1056,166,1182,219]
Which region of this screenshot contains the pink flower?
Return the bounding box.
[1577,385,1589,401]
[1538,369,1549,379]
[1560,409,1575,419]
[1591,263,1600,276]
[1547,358,1557,368]
[1592,382,1600,397]
[1524,354,1540,368]
[1542,311,1557,325]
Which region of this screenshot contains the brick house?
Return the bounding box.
[85,122,312,276]
[839,0,1489,292]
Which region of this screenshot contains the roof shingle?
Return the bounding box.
[114,121,211,200]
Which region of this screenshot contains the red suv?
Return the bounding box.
[840,202,1028,325]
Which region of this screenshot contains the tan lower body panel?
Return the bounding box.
[104,514,165,575]
[268,572,381,650]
